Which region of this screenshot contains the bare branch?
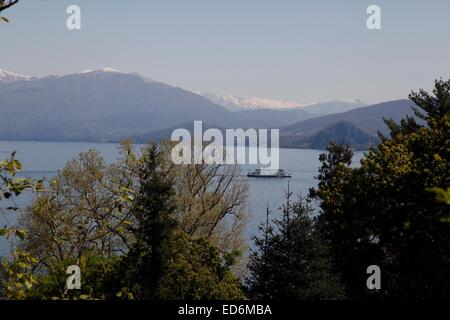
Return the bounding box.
[0,0,19,14]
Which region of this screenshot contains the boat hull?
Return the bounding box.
[247,174,292,178]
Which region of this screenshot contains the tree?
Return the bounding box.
[246,189,345,300]
[115,144,244,300]
[0,152,39,299]
[0,0,19,23]
[141,229,244,300]
[119,143,178,299]
[0,0,19,12]
[19,148,136,270]
[26,255,121,300]
[311,79,450,299]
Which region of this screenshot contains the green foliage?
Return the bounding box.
[247,190,345,300]
[5,141,246,300]
[118,230,244,300]
[0,152,39,236]
[0,152,40,299]
[430,187,450,206]
[28,255,121,300]
[1,249,38,299]
[311,78,450,299]
[0,152,35,202]
[430,187,450,222]
[118,143,178,299]
[153,230,244,300]
[19,149,135,266]
[116,144,244,300]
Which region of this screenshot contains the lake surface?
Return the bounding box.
[0,141,365,256]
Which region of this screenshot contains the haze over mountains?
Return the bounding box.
[197,92,367,115]
[0,67,416,148]
[196,93,305,111]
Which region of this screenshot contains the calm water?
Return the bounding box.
[0,141,365,255]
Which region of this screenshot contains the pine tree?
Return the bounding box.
[246,188,345,300]
[118,143,177,299]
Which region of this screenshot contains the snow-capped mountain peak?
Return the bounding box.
[77,67,125,75]
[196,92,305,111]
[0,68,31,83]
[198,92,367,115]
[73,67,158,84]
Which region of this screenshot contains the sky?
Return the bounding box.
[1,0,450,104]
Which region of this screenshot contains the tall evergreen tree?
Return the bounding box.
[118,143,178,299]
[246,189,345,300]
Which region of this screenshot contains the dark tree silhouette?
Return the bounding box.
[247,189,345,300]
[0,0,19,14]
[311,79,450,299]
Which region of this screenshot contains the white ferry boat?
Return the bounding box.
[247,168,292,178]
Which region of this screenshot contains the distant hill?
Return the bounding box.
[131,122,227,144]
[280,121,378,150]
[233,100,368,128]
[301,100,367,115]
[231,108,314,128]
[281,99,416,137]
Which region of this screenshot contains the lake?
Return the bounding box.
[0,141,365,256]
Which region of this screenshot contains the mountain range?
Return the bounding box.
[0,68,235,141]
[0,67,416,148]
[196,93,305,111]
[0,69,32,83]
[197,92,367,115]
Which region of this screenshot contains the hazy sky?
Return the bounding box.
[1,0,450,104]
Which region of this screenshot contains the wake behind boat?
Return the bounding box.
[247,168,292,178]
